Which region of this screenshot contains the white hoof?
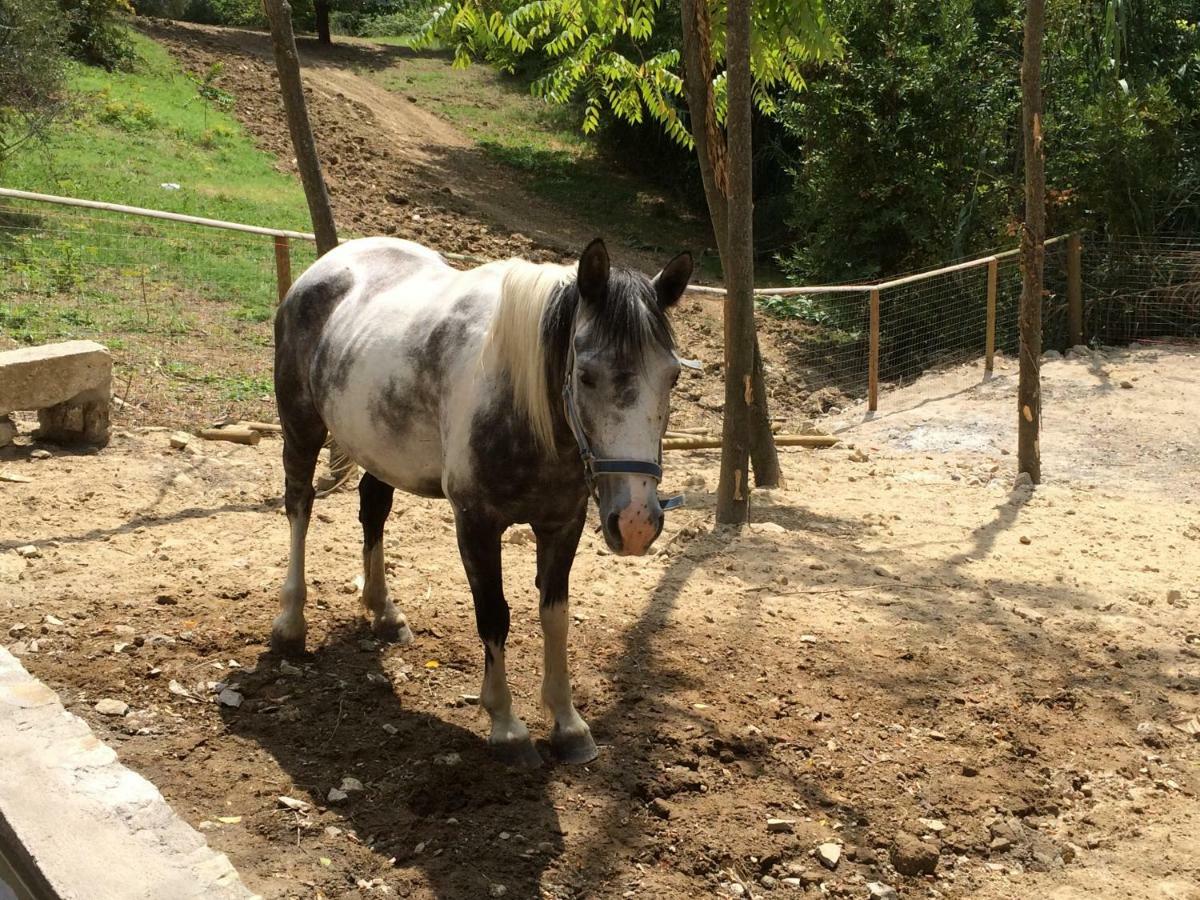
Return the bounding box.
[372,600,414,645]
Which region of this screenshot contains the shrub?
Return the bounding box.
[59,0,136,70]
[0,0,67,174]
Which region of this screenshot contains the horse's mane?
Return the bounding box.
[485,258,675,452]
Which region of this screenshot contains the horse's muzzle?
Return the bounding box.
[600,488,664,557]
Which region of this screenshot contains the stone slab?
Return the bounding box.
[0,341,111,416]
[0,648,257,900]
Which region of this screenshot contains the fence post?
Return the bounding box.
[1067,232,1082,347]
[273,235,292,305]
[868,288,880,411]
[985,257,998,372]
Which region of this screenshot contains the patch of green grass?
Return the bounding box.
[5,31,311,230]
[0,30,305,426]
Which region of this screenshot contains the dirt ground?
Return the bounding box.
[2,344,1197,900]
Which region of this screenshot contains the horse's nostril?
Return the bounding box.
[606,511,620,536]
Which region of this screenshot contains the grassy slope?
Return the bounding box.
[0,31,312,418]
[5,31,310,230]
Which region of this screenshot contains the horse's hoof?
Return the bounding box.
[373,617,414,646]
[270,615,307,657]
[269,631,307,657]
[491,737,543,769]
[551,726,599,765]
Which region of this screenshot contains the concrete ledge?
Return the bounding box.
[0,649,257,900]
[0,341,112,446]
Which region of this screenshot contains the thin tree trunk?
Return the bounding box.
[314,0,332,46]
[680,0,728,252]
[680,0,781,491]
[263,0,338,255]
[715,0,754,524]
[748,341,782,486]
[1018,0,1045,482]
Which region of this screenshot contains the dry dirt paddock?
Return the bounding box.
[1,344,1198,900]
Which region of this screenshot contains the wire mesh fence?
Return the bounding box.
[1082,236,1200,345]
[761,238,1074,410]
[0,194,317,426]
[2,187,1195,428]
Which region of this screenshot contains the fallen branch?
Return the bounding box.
[663,434,838,451]
[198,427,261,446]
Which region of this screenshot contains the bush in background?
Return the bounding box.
[60,0,136,69]
[0,0,67,174]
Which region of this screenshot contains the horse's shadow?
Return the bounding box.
[218,624,561,899]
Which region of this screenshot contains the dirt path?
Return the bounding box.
[138,20,696,271]
[2,347,1197,899]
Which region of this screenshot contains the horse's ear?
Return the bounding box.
[577,238,610,304]
[653,251,693,310]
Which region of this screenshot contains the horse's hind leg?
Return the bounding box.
[272,422,324,655]
[358,472,414,644]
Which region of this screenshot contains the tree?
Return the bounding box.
[263,0,339,254]
[1018,0,1045,481]
[264,0,359,489]
[0,0,66,174]
[314,0,332,44]
[714,0,754,521]
[421,0,838,519]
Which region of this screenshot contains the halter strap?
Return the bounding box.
[561,313,684,512]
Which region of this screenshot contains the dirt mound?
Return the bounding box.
[138,20,687,270]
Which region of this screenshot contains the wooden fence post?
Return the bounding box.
[985,257,998,372]
[868,287,880,411]
[1067,232,1082,347]
[273,235,292,305]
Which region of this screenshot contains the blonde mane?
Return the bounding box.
[485,259,574,450]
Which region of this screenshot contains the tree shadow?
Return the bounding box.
[217,623,563,900]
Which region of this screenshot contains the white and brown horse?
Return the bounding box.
[272,237,692,765]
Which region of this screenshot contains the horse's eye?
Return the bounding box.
[579,371,597,389]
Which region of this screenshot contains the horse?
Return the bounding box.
[272,236,693,766]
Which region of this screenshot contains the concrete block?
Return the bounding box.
[0,649,258,900]
[0,341,111,445]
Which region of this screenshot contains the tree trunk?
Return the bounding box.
[748,341,782,486]
[1018,0,1045,482]
[315,0,332,46]
[263,0,338,254]
[679,0,781,492]
[715,0,754,524]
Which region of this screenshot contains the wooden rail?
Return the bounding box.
[985,257,998,371]
[0,187,317,239]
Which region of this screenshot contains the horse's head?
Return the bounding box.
[565,239,693,557]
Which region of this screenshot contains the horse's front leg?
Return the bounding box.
[454,509,542,768]
[534,515,598,765]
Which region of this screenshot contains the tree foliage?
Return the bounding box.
[0,0,67,172]
[776,0,1200,284]
[418,0,838,147]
